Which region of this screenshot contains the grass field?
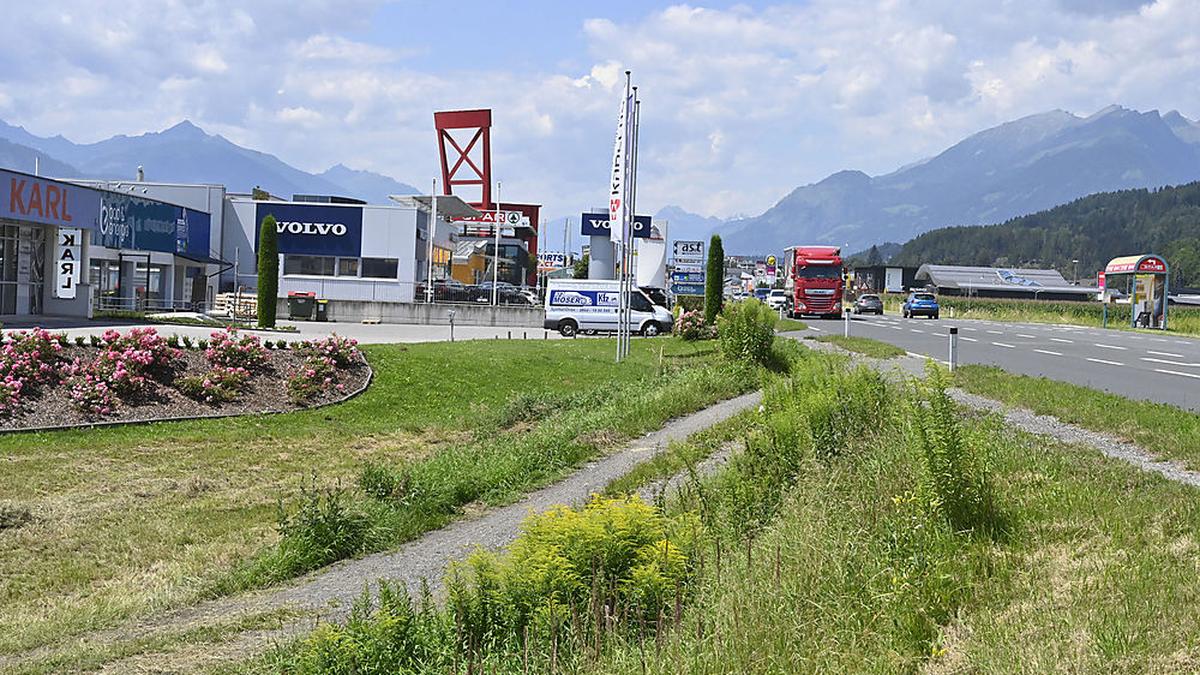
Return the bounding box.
[953,364,1200,470]
[882,294,1200,337]
[251,349,1200,673]
[774,317,809,333]
[0,337,752,662]
[814,334,906,358]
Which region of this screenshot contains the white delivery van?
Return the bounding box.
[544,279,674,338]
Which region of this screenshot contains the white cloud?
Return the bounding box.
[0,0,1196,223]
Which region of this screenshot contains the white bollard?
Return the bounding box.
[948,326,958,371]
[844,308,851,338]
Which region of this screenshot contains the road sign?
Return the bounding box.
[672,264,704,274]
[671,282,706,296]
[673,240,705,259]
[671,271,705,283]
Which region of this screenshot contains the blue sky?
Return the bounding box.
[0,0,1194,227]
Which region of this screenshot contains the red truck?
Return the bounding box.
[783,245,845,318]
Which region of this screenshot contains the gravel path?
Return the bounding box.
[8,390,762,673]
[799,335,1200,488]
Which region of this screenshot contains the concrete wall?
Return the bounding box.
[275,298,544,326]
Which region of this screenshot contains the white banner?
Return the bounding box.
[608,92,633,246]
[54,227,82,299]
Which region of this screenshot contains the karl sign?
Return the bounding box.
[54,227,82,299]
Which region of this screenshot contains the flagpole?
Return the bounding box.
[626,89,641,358]
[616,70,632,362]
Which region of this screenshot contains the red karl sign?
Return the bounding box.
[1137,257,1167,273]
[9,178,76,225]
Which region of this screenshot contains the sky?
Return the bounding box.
[0,0,1197,225]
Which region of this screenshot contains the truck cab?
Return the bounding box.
[783,246,845,319]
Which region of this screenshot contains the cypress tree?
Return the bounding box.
[704,234,725,323]
[257,215,279,328]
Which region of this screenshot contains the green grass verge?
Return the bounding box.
[774,317,809,332]
[815,334,907,359]
[0,337,738,662]
[881,294,1200,338]
[953,364,1200,470]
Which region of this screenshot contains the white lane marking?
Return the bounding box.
[1147,350,1184,358]
[1141,357,1200,368]
[1156,368,1200,380]
[1033,349,1063,356]
[961,327,977,332]
[992,342,1016,349]
[910,329,924,334]
[906,351,923,358]
[889,325,903,330]
[1087,357,1124,367]
[809,326,822,332]
[1178,341,1193,345]
[986,330,1004,335]
[1050,338,1073,344]
[960,336,978,342]
[1093,343,1127,351]
[1017,333,1036,339]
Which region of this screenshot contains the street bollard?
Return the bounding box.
[948,326,958,372]
[844,308,851,338]
[523,331,527,340]
[448,309,456,343]
[508,330,512,340]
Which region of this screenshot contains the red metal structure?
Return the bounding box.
[434,109,493,209]
[783,245,845,318]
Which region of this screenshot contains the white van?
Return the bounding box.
[544,279,674,338]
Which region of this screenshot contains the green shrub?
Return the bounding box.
[908,362,997,534]
[274,480,370,578]
[704,234,725,323]
[718,300,777,364]
[257,214,279,328]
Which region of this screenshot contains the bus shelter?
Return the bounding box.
[1104,254,1169,329]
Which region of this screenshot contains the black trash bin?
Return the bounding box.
[315,299,330,322]
[287,291,316,320]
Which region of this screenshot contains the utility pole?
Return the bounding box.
[492,180,502,307]
[426,178,437,303]
[1072,258,1079,285]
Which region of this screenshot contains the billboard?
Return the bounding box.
[538,251,568,271]
[672,240,705,265]
[580,212,653,237]
[96,193,211,257]
[255,202,362,258]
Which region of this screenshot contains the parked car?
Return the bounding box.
[767,289,790,310]
[853,293,884,315]
[753,288,770,302]
[474,281,528,305]
[902,292,940,319]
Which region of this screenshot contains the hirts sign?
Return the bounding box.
[255,203,363,257]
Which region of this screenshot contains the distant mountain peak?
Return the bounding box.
[160,119,209,139]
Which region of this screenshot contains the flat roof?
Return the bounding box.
[390,194,481,219]
[916,263,1094,295]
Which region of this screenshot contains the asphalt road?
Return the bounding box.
[805,313,1200,412]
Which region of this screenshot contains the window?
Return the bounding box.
[796,266,841,279]
[361,258,398,279]
[283,255,335,276]
[631,292,652,312]
[337,258,359,277]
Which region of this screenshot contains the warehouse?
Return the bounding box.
[915,264,1095,300]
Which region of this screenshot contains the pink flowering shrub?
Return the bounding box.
[177,366,250,404]
[297,334,361,367]
[0,377,22,413]
[0,328,69,413]
[676,310,716,341]
[287,355,342,403]
[65,366,116,417]
[87,327,182,399]
[205,328,270,371]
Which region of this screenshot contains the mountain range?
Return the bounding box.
[703,105,1200,255]
[0,119,420,203]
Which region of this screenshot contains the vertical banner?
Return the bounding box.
[54,227,82,299]
[608,92,632,246]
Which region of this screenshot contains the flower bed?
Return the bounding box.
[0,327,370,431]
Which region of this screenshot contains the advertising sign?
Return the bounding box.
[670,282,705,296]
[256,202,363,258]
[580,212,652,237]
[548,288,620,307]
[672,240,705,265]
[538,251,568,271]
[54,227,82,299]
[1098,271,1106,290]
[96,193,211,257]
[0,169,101,230]
[671,271,705,283]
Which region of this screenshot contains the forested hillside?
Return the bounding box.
[891,181,1200,287]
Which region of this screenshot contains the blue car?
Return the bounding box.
[902,292,940,319]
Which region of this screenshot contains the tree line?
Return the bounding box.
[888,181,1200,289]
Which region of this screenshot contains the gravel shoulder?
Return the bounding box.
[5,390,762,673]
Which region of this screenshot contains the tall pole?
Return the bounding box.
[626,91,642,358]
[616,71,631,363]
[492,180,502,307]
[426,178,437,303]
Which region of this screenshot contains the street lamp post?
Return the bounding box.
[1072,259,1079,285]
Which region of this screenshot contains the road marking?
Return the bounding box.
[1141,357,1199,368]
[960,336,978,342]
[961,327,977,332]
[809,326,822,332]
[1017,333,1036,339]
[889,325,903,330]
[1156,368,1200,380]
[910,329,924,334]
[1087,357,1124,367]
[906,351,924,358]
[992,341,1016,349]
[986,330,1003,335]
[1050,338,1073,344]
[1033,349,1063,356]
[1147,350,1184,358]
[1093,343,1127,351]
[1178,341,1193,345]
